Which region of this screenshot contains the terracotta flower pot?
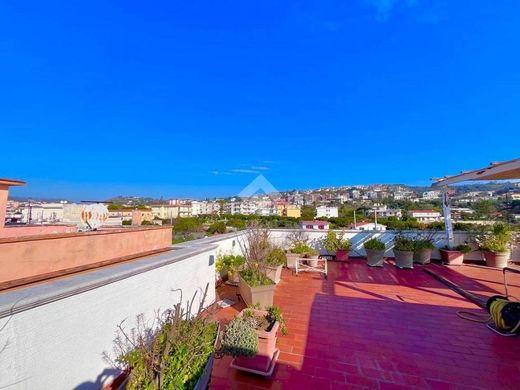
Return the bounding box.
[366,249,385,267]
[238,275,275,307]
[286,252,299,269]
[336,249,349,262]
[265,265,282,284]
[439,249,464,265]
[413,249,432,265]
[394,250,413,269]
[483,251,510,269]
[233,309,279,374]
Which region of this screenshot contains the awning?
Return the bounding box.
[432,157,520,187]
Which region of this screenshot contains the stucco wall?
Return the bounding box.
[0,249,217,390]
[0,227,172,288]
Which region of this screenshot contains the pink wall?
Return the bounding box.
[0,224,78,238]
[0,185,8,230]
[0,226,172,289]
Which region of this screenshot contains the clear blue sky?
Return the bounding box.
[1,1,519,200]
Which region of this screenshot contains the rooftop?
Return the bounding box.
[211,260,520,389]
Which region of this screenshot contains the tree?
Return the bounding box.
[301,206,316,220]
[472,200,495,218]
[207,221,226,234]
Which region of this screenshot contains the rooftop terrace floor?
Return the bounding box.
[210,260,520,389]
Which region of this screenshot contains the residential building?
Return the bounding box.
[366,205,402,219]
[410,209,442,223]
[150,204,179,220]
[349,222,387,231]
[300,220,330,230]
[422,190,441,200]
[274,201,301,218]
[20,202,65,224]
[191,201,221,216]
[316,206,338,218]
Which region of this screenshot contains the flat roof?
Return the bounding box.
[0,178,26,187]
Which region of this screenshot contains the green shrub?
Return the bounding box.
[266,247,287,267]
[476,223,513,252]
[414,239,435,251]
[207,221,227,234]
[290,242,312,254]
[393,236,414,252]
[239,268,274,287]
[305,248,320,257]
[221,316,258,358]
[323,231,352,252]
[363,238,385,251]
[216,254,245,276]
[266,306,288,336]
[454,244,472,253]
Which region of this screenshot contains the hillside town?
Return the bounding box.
[6,182,520,233]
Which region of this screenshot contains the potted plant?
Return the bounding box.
[265,247,286,284]
[287,242,311,268]
[238,223,277,307]
[323,230,352,261]
[413,238,435,265]
[305,247,320,267]
[440,244,471,266]
[105,290,219,390]
[285,230,310,269]
[363,238,385,267]
[216,254,246,284]
[222,306,287,376]
[393,235,414,269]
[476,223,513,268]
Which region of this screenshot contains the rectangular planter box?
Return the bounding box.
[238,275,275,307]
[265,265,282,284]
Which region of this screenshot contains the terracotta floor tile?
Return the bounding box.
[209,261,520,389]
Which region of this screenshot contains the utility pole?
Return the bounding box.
[353,209,357,228]
[374,208,378,231]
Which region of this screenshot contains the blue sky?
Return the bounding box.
[1,1,519,200]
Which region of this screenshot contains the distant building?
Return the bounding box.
[349,222,386,231]
[410,210,442,223]
[274,201,301,218]
[300,220,330,230]
[191,201,220,216]
[316,206,338,218]
[422,191,441,200]
[150,204,179,220]
[366,205,402,219]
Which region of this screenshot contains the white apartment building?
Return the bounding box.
[350,222,387,231]
[410,210,442,223]
[21,202,65,224]
[367,205,402,218]
[422,190,441,200]
[316,206,339,218]
[191,201,221,215]
[150,204,179,220]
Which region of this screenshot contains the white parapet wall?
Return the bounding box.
[0,232,243,390]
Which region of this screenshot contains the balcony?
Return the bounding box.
[211,261,520,389]
[0,229,519,389]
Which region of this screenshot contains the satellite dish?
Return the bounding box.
[80,203,109,230]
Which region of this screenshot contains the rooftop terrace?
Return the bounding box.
[211,260,520,389]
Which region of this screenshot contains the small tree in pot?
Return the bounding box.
[440,244,471,266]
[363,238,385,267]
[413,239,435,265]
[238,222,276,307]
[323,231,352,261]
[393,235,414,269]
[265,247,286,284]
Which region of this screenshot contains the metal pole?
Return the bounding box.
[441,186,454,248]
[353,209,357,228]
[374,209,378,231]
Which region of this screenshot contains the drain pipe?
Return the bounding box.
[423,268,486,309]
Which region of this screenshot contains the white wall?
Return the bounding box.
[268,229,487,261]
[0,249,217,390]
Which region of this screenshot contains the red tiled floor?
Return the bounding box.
[210,260,520,389]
